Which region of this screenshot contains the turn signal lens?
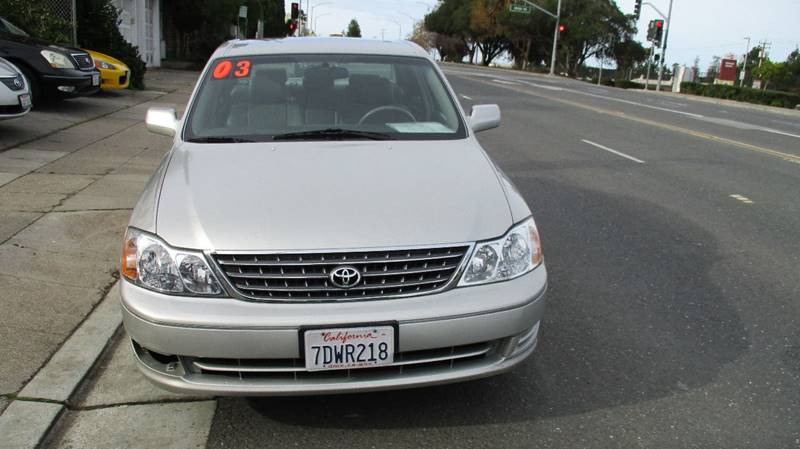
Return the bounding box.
[121,231,138,280]
[120,227,223,296]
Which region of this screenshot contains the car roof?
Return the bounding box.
[214,37,430,60]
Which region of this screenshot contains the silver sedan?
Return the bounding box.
[121,37,547,395]
[0,56,31,119]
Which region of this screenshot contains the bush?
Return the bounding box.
[76,0,147,89]
[680,82,800,109]
[0,0,72,43]
[613,80,644,90]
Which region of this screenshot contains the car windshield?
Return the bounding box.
[184,54,467,142]
[0,17,29,37]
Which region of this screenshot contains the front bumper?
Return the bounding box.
[121,265,547,395]
[98,67,130,90]
[42,69,100,97]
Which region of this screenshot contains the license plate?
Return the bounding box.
[92,73,100,86]
[19,94,31,110]
[304,325,394,371]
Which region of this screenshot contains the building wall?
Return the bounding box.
[113,0,162,67]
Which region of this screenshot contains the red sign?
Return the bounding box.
[717,58,738,82]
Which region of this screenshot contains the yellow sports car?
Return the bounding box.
[84,50,130,90]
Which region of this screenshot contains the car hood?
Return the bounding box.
[155,140,513,251]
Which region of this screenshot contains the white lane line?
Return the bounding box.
[460,94,473,100]
[729,194,754,204]
[492,78,521,85]
[581,139,645,164]
[518,81,564,91]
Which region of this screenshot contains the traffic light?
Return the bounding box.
[633,0,642,19]
[558,23,566,33]
[291,2,299,21]
[653,19,664,46]
[287,20,297,35]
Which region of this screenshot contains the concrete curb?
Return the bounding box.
[0,282,122,448]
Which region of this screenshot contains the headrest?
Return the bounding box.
[348,74,392,104]
[251,68,287,103]
[303,66,335,91]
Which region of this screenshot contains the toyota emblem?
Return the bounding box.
[329,266,361,289]
[13,76,23,89]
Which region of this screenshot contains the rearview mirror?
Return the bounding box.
[146,107,178,137]
[469,104,501,133]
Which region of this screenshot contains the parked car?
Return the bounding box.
[0,16,100,106]
[86,49,130,90]
[0,56,31,119]
[121,38,547,396]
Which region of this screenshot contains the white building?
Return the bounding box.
[113,0,162,67]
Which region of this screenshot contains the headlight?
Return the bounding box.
[121,227,223,296]
[40,50,76,69]
[459,217,543,286]
[96,60,116,70]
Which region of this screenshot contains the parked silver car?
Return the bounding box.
[0,56,31,119]
[121,38,547,395]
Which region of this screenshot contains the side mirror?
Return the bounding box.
[145,107,178,137]
[468,104,501,133]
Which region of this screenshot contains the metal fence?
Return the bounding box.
[41,0,77,45]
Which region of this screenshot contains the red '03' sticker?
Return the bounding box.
[212,60,252,79]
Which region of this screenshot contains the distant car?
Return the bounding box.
[85,49,130,90]
[121,38,547,396]
[0,56,31,119]
[0,16,100,106]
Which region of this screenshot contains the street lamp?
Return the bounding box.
[310,0,333,30]
[313,12,333,35]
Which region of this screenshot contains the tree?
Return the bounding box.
[76,0,147,89]
[752,59,788,90]
[425,0,476,63]
[612,38,647,79]
[469,0,508,66]
[346,19,362,37]
[0,0,71,43]
[706,56,720,82]
[409,20,434,51]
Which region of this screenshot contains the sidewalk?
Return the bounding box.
[0,69,203,446]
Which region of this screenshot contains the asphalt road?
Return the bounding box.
[207,65,800,449]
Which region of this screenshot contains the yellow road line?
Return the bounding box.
[468,77,800,164]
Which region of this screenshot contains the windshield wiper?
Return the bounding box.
[186,136,256,143]
[272,128,394,141]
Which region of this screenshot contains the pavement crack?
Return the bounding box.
[68,397,215,411]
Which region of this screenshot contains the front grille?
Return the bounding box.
[70,53,94,70]
[213,245,470,301]
[119,73,128,84]
[184,341,496,380]
[0,75,25,91]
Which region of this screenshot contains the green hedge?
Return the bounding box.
[681,82,800,109]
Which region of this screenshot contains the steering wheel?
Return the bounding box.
[358,105,416,125]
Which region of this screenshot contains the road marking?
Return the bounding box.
[729,194,754,204]
[492,78,521,85]
[464,76,800,165]
[518,81,564,91]
[460,94,473,100]
[581,139,645,164]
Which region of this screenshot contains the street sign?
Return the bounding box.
[510,2,532,14]
[239,6,248,18]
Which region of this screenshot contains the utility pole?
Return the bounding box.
[550,0,562,76]
[645,44,654,90]
[740,36,750,87]
[517,0,561,75]
[655,0,673,91]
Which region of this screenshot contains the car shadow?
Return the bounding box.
[235,176,748,429]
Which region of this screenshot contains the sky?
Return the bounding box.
[287,0,800,69]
